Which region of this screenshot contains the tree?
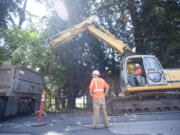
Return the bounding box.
[88,0,135,95]
[128,0,145,54]
[0,0,27,29]
[41,0,114,109]
[139,0,180,67]
[89,0,180,68]
[1,28,44,67]
[41,0,135,110]
[0,0,28,64]
[0,0,66,112]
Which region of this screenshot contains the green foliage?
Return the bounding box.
[88,0,135,96]
[89,0,180,68]
[139,0,180,67]
[0,0,26,28]
[1,27,46,68]
[0,46,9,64]
[42,0,98,109]
[1,27,66,111]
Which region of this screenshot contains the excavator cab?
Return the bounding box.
[120,55,167,91]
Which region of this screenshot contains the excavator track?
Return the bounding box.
[107,92,180,115]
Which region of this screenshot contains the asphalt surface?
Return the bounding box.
[0,112,180,135]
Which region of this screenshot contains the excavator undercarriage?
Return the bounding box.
[107,92,180,115]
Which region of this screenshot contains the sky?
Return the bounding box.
[27,0,47,17]
[22,0,48,28]
[23,0,70,29]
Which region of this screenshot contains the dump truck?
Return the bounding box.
[47,19,180,115]
[0,64,43,119]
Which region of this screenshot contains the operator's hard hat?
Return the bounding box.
[92,70,100,76]
[135,64,140,67]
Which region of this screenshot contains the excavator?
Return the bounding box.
[48,19,180,115]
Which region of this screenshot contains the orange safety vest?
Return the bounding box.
[89,77,109,99]
[135,68,142,75]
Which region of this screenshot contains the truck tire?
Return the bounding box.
[0,98,7,119]
[29,99,35,114]
[18,98,34,115]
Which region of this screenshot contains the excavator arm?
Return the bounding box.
[48,19,133,57]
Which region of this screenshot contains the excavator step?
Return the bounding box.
[107,92,180,115]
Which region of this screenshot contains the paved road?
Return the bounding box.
[0,112,180,135]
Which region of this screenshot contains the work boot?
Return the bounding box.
[104,124,110,128]
[91,125,99,129]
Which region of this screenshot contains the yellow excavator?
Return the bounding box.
[48,19,180,115]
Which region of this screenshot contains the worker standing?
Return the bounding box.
[89,70,110,128]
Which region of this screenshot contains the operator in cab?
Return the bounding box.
[133,64,143,86]
[134,64,142,76]
[128,63,143,87]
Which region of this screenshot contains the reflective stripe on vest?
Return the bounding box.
[93,89,104,92]
[93,78,104,92]
[92,78,105,99]
[95,78,97,90]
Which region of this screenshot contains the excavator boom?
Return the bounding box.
[49,19,133,57]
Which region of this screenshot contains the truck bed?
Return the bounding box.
[0,64,43,97]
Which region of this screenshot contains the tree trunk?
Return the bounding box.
[61,88,66,109]
[128,0,145,54]
[48,95,52,111]
[62,98,66,109]
[114,76,120,97]
[18,0,27,28]
[55,94,60,112]
[67,90,76,110]
[86,87,92,109]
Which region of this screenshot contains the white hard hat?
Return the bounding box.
[135,64,140,67]
[92,70,100,76]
